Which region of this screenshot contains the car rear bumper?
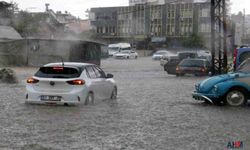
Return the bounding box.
[25,89,88,105]
[25,99,80,105]
[177,70,208,76]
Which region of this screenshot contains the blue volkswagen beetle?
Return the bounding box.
[192,58,250,106]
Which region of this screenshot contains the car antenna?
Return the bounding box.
[61,57,64,67]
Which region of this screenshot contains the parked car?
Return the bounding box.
[176,58,211,76]
[108,43,131,56]
[163,56,180,75]
[177,51,198,60]
[192,58,250,106]
[233,46,250,70]
[25,62,117,105]
[113,50,138,59]
[152,50,172,60]
[160,53,177,66]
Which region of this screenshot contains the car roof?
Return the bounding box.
[44,62,95,68]
[177,51,198,54]
[182,58,207,61]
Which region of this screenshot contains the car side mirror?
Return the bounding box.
[106,73,114,78]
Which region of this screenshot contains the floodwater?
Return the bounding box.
[1,57,250,150]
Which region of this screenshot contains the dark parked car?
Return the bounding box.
[176,58,211,76]
[164,56,180,75]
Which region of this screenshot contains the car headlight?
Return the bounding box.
[195,83,200,91]
[213,85,218,92]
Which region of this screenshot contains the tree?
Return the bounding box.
[182,33,205,48]
[11,11,41,37]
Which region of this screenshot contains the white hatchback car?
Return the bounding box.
[25,62,117,105]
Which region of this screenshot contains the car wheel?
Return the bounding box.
[176,73,184,77]
[127,56,129,59]
[135,56,138,59]
[224,89,246,106]
[85,92,94,105]
[110,87,117,100]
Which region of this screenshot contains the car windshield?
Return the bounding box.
[155,51,167,55]
[237,59,250,72]
[179,59,204,67]
[121,47,131,50]
[121,51,130,53]
[35,66,82,78]
[109,47,119,51]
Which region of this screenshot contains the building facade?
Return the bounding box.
[89,1,211,49]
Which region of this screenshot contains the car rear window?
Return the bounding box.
[34,66,82,78]
[179,59,204,67]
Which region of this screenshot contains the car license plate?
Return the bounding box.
[41,95,61,101]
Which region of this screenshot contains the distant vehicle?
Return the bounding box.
[176,58,211,76]
[108,43,131,56]
[152,50,172,60]
[160,52,176,66]
[113,50,138,59]
[163,56,180,75]
[25,62,117,105]
[176,50,211,61]
[177,51,198,60]
[233,46,250,70]
[193,58,250,106]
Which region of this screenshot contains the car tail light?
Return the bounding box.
[67,79,85,85]
[27,77,39,84]
[176,66,180,71]
[200,67,206,72]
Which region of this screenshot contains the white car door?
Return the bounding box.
[85,66,102,99]
[93,66,113,99]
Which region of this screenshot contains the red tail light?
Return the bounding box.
[200,67,206,72]
[27,77,39,84]
[67,79,85,85]
[176,66,180,71]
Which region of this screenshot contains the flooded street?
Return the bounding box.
[1,57,250,150]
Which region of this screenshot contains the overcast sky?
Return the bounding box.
[5,0,250,19]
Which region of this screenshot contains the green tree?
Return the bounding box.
[182,33,205,48]
[12,11,40,37]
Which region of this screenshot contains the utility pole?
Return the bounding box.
[210,0,227,75]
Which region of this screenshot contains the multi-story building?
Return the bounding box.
[129,0,196,6]
[89,1,211,48]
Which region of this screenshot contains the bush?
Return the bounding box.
[0,68,18,84]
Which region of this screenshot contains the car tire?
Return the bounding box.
[176,73,184,77]
[127,56,129,59]
[224,88,247,107]
[135,56,138,59]
[85,92,94,105]
[110,87,117,100]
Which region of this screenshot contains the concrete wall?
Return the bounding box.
[0,39,101,67]
[0,40,27,66]
[27,39,72,66]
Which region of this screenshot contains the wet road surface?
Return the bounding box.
[1,57,250,150]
